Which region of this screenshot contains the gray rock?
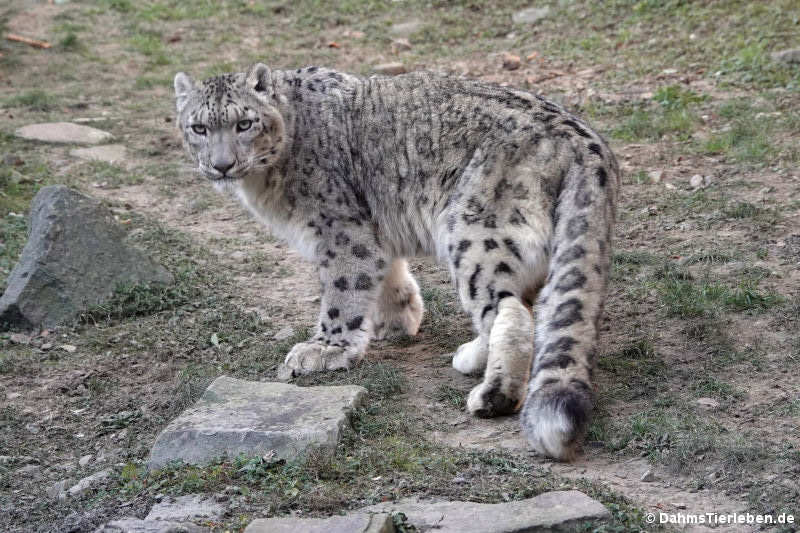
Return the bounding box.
[0,185,173,330]
[361,490,610,532]
[771,48,800,64]
[79,454,93,467]
[94,518,209,533]
[272,325,296,341]
[47,478,72,500]
[148,376,366,468]
[15,123,114,145]
[68,468,112,497]
[145,494,224,521]
[512,7,550,25]
[70,144,127,164]
[640,469,658,482]
[244,513,393,533]
[696,397,720,410]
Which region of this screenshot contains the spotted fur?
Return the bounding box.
[174,63,620,460]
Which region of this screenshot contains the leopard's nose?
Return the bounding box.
[213,161,234,175]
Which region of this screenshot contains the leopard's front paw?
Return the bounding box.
[281,341,362,378]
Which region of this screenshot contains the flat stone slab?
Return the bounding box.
[94,518,209,533]
[244,513,393,533]
[145,494,224,522]
[70,144,127,164]
[148,376,367,468]
[361,490,610,532]
[15,122,114,144]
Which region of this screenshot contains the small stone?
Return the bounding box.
[689,174,704,189]
[452,476,467,484]
[648,170,665,183]
[771,48,800,65]
[640,469,658,482]
[501,53,521,71]
[703,175,712,187]
[145,494,225,521]
[17,463,41,476]
[696,397,720,409]
[6,392,21,400]
[373,62,406,75]
[272,326,296,341]
[69,144,127,165]
[41,342,53,350]
[47,478,72,499]
[244,513,393,533]
[60,344,77,353]
[391,38,412,53]
[79,454,93,467]
[68,468,112,497]
[9,333,31,344]
[15,123,114,145]
[512,7,550,24]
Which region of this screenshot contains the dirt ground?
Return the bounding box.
[1,1,799,532]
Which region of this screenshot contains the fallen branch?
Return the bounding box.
[6,33,52,49]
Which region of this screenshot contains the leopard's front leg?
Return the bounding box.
[281,234,386,378]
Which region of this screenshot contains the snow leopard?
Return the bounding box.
[173,63,619,460]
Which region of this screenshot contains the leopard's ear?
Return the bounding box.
[246,63,272,95]
[173,72,194,112]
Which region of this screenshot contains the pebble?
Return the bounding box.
[6,392,21,400]
[640,469,658,482]
[501,53,521,71]
[68,468,112,497]
[60,344,77,353]
[47,479,72,500]
[391,38,412,53]
[771,48,800,64]
[272,326,296,341]
[695,397,720,409]
[9,333,31,344]
[648,170,665,183]
[689,174,704,189]
[79,454,93,467]
[373,62,407,75]
[512,7,550,24]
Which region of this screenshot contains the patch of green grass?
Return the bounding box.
[653,85,707,110]
[611,106,697,143]
[434,384,466,410]
[656,266,783,318]
[692,376,743,402]
[3,89,58,111]
[129,32,170,66]
[598,339,666,401]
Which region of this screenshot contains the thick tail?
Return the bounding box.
[520,130,619,461]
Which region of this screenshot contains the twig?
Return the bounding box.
[6,33,52,49]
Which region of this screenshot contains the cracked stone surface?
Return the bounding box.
[244,513,393,533]
[145,494,225,522]
[148,376,367,468]
[360,490,611,532]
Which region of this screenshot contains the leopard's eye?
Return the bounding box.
[236,119,253,132]
[191,124,207,135]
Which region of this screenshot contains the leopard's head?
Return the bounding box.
[173,63,286,185]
